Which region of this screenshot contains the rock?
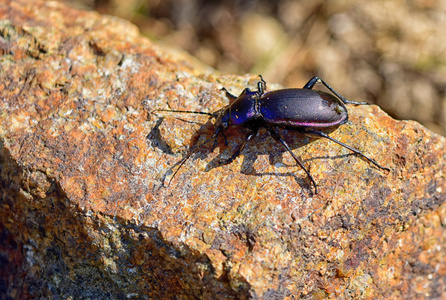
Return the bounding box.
[0,0,445,299]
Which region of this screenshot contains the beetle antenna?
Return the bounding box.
[153,109,218,117]
[167,127,222,185]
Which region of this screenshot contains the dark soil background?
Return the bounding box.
[54,0,446,136]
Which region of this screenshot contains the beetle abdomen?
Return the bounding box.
[259,89,348,128]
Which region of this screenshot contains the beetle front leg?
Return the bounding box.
[219,129,258,165]
[304,130,390,172]
[303,77,368,105]
[267,127,318,194]
[221,87,238,102]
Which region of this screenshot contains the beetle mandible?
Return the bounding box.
[157,76,389,194]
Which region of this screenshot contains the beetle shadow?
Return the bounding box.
[150,115,223,186]
[148,115,214,155]
[147,117,173,155]
[152,115,356,191]
[202,126,346,191]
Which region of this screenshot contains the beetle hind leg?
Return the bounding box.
[303,77,368,105]
[304,130,389,172]
[267,127,318,194]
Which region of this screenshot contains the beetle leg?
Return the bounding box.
[257,75,266,94]
[210,129,221,151]
[221,87,238,102]
[220,129,258,165]
[304,130,390,172]
[210,128,229,152]
[303,77,368,105]
[221,130,229,146]
[267,127,318,194]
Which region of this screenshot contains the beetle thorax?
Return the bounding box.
[220,92,261,127]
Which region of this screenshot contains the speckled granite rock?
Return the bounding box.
[0,0,445,299]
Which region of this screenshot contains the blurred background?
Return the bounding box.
[53,0,445,136]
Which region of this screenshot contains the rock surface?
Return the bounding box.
[1,0,445,299]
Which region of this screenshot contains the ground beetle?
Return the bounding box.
[157,76,389,194]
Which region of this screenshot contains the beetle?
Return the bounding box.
[156,76,389,194]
